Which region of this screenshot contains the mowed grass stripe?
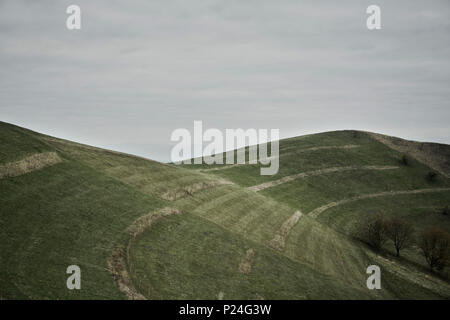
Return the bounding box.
[44,136,225,200]
[282,216,386,296]
[269,209,384,292]
[191,187,294,244]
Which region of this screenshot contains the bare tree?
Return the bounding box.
[360,215,388,251]
[385,218,414,257]
[419,228,450,272]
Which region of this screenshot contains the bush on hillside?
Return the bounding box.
[419,228,450,272]
[400,154,409,166]
[359,215,388,251]
[427,171,438,182]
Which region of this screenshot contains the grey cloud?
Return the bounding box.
[0,0,449,162]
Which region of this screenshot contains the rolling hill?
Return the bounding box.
[1,121,449,299]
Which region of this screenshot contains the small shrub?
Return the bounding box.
[359,215,388,251]
[400,154,409,166]
[427,171,437,182]
[419,228,450,272]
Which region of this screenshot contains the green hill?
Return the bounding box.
[1,121,449,299]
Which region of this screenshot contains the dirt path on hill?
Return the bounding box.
[279,144,360,155]
[366,251,450,297]
[269,211,303,251]
[0,152,61,178]
[269,188,450,252]
[160,180,232,201]
[248,165,399,192]
[108,207,181,300]
[200,164,246,172]
[198,145,361,172]
[309,188,450,219]
[238,248,256,274]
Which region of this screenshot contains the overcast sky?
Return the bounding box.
[1,0,449,162]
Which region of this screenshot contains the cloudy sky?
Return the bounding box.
[1,0,449,162]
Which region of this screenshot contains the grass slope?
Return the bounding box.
[1,122,449,299]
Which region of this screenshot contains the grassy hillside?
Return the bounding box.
[1,122,449,299]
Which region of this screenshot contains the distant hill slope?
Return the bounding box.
[1,122,449,299]
[368,132,450,178]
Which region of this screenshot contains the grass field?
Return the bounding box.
[1,121,449,299]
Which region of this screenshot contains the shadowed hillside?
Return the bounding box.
[1,122,449,299]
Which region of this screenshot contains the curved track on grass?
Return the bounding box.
[108,207,181,300]
[160,180,232,201]
[198,145,361,173]
[308,188,450,219]
[248,165,399,192]
[366,251,450,296]
[277,144,360,157]
[269,188,450,253]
